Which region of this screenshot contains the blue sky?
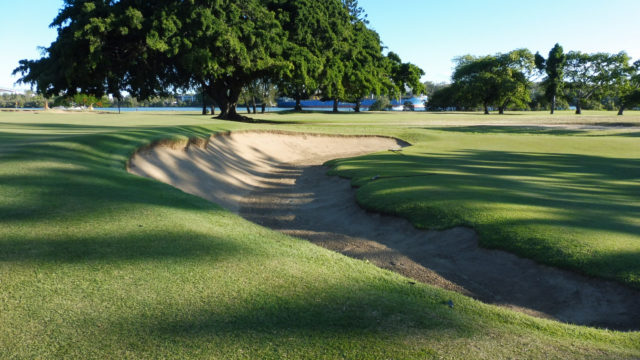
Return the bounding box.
[1,0,639,90]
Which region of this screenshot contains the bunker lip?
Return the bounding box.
[128,130,640,331]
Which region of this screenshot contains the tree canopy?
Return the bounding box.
[563,51,632,114]
[340,21,387,112]
[265,0,346,111]
[428,44,637,115]
[14,0,424,118]
[451,49,533,114]
[387,52,426,101]
[616,60,640,115]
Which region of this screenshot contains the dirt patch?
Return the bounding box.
[129,131,640,330]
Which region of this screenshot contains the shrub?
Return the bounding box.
[368,96,391,111]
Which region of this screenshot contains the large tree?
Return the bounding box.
[563,51,631,114]
[387,52,426,102]
[317,0,367,113]
[494,49,535,114]
[318,0,413,113]
[15,0,410,118]
[535,43,566,114]
[452,49,533,114]
[14,1,306,119]
[341,21,388,112]
[452,55,499,114]
[265,0,336,111]
[451,55,492,114]
[154,1,288,119]
[13,1,155,102]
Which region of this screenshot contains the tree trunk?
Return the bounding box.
[220,98,240,119]
[215,96,233,119]
[261,102,266,113]
[575,99,582,115]
[354,99,361,113]
[618,105,625,116]
[209,81,246,121]
[228,104,239,119]
[295,96,302,112]
[202,90,207,115]
[251,96,257,114]
[210,105,215,115]
[44,99,49,110]
[498,106,505,115]
[333,99,339,113]
[483,103,489,115]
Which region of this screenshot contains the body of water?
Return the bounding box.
[3,106,423,113]
[96,106,290,113]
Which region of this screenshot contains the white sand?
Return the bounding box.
[128,131,404,212]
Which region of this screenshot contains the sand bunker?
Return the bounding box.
[129,131,640,330]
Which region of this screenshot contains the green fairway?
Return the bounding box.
[1,110,639,359]
[327,125,640,288]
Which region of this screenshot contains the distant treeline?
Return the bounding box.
[0,92,48,108]
[0,92,205,109]
[424,44,640,115]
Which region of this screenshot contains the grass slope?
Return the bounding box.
[0,110,639,359]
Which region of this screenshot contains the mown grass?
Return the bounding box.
[1,110,639,359]
[327,124,640,288]
[250,109,640,127]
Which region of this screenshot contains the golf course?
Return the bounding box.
[1,109,639,359]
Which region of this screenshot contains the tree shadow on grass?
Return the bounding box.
[0,229,249,264]
[93,279,473,356]
[0,123,220,159]
[593,122,640,127]
[0,121,140,132]
[0,158,258,265]
[330,150,640,287]
[0,125,258,259]
[426,126,589,136]
[607,131,640,137]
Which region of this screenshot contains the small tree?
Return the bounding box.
[72,94,99,110]
[256,79,278,113]
[426,85,459,111]
[368,96,391,111]
[535,44,566,114]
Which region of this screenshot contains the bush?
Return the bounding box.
[403,101,415,111]
[368,96,391,111]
